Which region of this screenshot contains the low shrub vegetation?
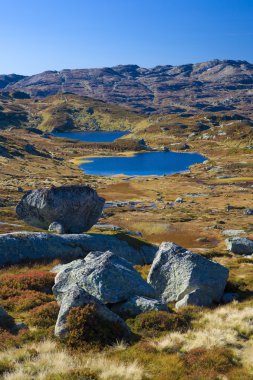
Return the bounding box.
[0,271,55,293]
[28,301,59,328]
[66,305,128,348]
[128,308,197,337]
[1,290,54,312]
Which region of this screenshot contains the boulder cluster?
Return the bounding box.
[52,244,229,338]
[1,184,250,340]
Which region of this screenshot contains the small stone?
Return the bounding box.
[48,222,65,234]
[225,237,253,255]
[244,208,253,215]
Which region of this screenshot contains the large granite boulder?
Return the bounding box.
[147,242,229,307]
[225,237,253,255]
[53,251,156,304]
[0,232,156,267]
[55,285,130,338]
[16,185,105,233]
[111,296,168,318]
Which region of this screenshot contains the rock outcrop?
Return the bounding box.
[55,285,130,338]
[225,237,253,255]
[16,185,105,233]
[53,251,156,304]
[147,242,229,307]
[0,232,157,266]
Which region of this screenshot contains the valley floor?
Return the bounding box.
[0,126,252,379]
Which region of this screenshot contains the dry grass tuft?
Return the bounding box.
[0,340,145,380]
[151,303,253,355]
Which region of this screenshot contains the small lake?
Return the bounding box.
[79,151,205,176]
[52,130,128,142]
[53,131,205,176]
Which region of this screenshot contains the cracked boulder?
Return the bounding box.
[53,250,156,304]
[147,242,229,307]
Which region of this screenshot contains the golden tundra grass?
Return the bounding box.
[0,340,145,380]
[150,303,253,361]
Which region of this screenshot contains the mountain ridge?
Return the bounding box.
[1,59,253,116]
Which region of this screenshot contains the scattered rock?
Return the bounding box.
[53,251,156,304]
[147,242,229,307]
[55,285,130,338]
[48,221,65,234]
[175,197,184,203]
[111,296,168,318]
[244,208,253,215]
[223,229,245,237]
[225,237,253,255]
[137,138,147,148]
[16,185,105,233]
[0,232,157,266]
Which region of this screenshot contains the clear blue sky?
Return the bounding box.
[1,0,252,75]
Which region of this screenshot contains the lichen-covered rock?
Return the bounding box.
[147,242,229,307]
[53,251,156,304]
[55,285,130,338]
[16,185,105,233]
[111,296,168,318]
[48,222,65,234]
[0,232,156,267]
[225,237,253,255]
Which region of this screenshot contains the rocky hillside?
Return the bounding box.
[0,93,143,132]
[0,74,26,89]
[2,60,253,116]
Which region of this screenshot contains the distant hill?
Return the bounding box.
[0,74,27,89]
[0,93,143,132]
[1,60,253,116]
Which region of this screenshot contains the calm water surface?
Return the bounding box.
[80,151,205,176]
[52,130,128,142]
[54,131,205,176]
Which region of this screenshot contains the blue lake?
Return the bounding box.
[79,151,205,176]
[53,131,205,176]
[52,130,128,142]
